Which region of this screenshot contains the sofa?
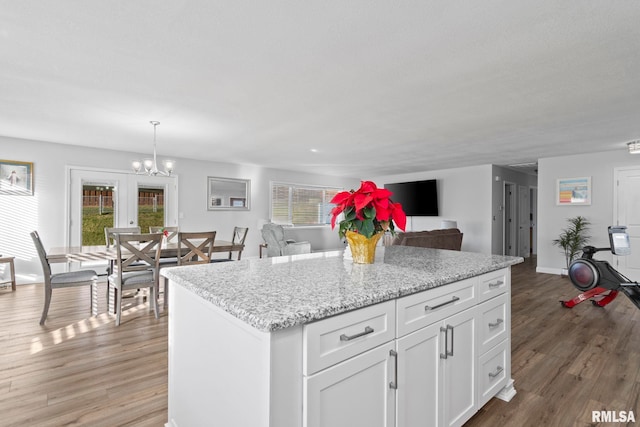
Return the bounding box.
[390,228,463,251]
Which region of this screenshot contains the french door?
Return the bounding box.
[68,167,178,248]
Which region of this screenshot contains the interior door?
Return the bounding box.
[518,185,530,258]
[503,182,517,256]
[615,168,640,281]
[530,187,538,255]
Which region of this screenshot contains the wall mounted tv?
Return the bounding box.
[385,179,439,216]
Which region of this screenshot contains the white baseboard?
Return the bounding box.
[536,266,564,275]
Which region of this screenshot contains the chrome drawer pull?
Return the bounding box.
[389,350,398,390]
[488,280,504,288]
[489,318,504,328]
[489,365,504,378]
[340,326,374,341]
[425,296,460,311]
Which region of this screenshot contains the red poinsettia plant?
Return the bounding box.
[330,181,407,239]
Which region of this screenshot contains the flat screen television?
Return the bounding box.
[384,179,439,216]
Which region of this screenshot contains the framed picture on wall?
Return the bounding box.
[556,176,591,205]
[0,159,33,195]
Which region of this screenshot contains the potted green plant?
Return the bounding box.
[552,216,590,274]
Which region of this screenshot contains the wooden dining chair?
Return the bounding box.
[211,226,248,262]
[178,231,217,266]
[149,226,179,243]
[229,227,249,260]
[104,226,142,276]
[31,231,99,325]
[104,226,141,248]
[108,233,162,326]
[159,231,217,309]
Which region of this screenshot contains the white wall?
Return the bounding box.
[0,137,359,283]
[373,164,494,254]
[537,149,640,274]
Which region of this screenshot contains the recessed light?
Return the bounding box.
[310,148,319,153]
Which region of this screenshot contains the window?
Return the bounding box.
[270,182,342,226]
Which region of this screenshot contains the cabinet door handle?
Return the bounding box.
[489,365,504,378]
[489,318,504,328]
[425,296,460,311]
[340,326,374,341]
[440,326,448,359]
[488,280,504,288]
[447,324,454,357]
[389,350,398,390]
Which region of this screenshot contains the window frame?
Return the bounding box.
[269,181,343,227]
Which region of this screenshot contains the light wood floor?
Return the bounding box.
[1,258,639,426]
[0,284,168,427]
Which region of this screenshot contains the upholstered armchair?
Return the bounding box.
[261,223,311,257]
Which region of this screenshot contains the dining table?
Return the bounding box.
[47,240,244,263]
[47,239,245,314]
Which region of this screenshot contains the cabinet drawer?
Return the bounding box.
[396,277,476,337]
[477,339,509,407]
[477,269,509,303]
[303,300,395,375]
[478,293,509,355]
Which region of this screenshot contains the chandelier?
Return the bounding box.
[628,140,640,154]
[132,121,175,176]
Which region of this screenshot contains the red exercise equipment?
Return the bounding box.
[561,226,640,310]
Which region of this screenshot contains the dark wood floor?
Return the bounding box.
[1,257,639,426]
[466,256,640,427]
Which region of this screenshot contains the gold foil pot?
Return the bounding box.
[345,230,383,264]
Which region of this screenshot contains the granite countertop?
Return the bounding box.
[161,246,523,332]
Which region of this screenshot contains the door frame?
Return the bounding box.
[66,165,179,247]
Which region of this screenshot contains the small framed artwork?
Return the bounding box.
[207,177,251,211]
[557,177,591,205]
[0,159,33,195]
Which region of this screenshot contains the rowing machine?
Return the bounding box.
[561,226,640,309]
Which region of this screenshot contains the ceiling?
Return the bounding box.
[1,1,639,178]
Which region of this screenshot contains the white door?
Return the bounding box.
[518,185,530,258]
[396,322,442,427]
[69,168,178,247]
[614,167,640,281]
[304,343,396,427]
[69,169,130,246]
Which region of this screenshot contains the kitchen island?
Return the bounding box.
[162,246,523,427]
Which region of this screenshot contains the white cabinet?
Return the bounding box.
[396,306,477,427]
[395,268,512,427]
[441,306,477,427]
[168,266,514,427]
[396,321,442,427]
[303,301,396,427]
[304,342,397,427]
